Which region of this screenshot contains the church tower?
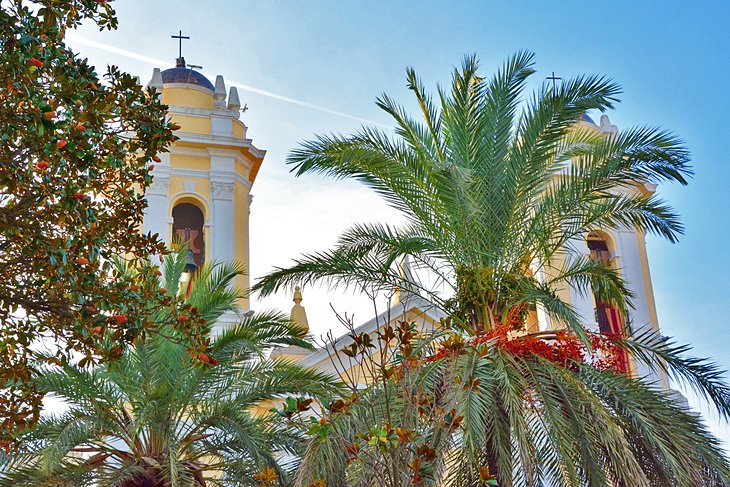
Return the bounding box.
[142,56,265,316]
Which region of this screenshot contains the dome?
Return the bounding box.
[161,59,214,91]
[581,113,596,124]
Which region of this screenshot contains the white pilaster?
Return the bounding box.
[567,236,602,332]
[209,152,237,263]
[613,228,665,386]
[210,180,235,263]
[143,160,171,246]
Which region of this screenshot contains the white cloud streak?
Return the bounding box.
[66,33,388,128]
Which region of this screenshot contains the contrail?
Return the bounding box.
[66,33,388,127]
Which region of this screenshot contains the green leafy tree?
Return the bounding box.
[0,247,340,486]
[256,53,730,485]
[0,0,205,443]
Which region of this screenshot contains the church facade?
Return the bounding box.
[142,61,675,392]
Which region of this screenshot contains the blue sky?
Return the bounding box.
[71,1,730,443]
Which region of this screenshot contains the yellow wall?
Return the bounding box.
[234,181,250,307]
[171,154,211,171]
[169,177,211,203]
[162,87,214,110]
[169,114,211,135]
[232,120,246,139]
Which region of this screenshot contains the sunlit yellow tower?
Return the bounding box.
[142,56,265,320]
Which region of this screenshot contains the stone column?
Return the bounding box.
[210,180,235,263]
[142,173,170,267]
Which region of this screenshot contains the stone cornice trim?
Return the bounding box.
[167,167,252,190]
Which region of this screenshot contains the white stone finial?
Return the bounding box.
[214,75,227,108]
[227,87,241,115]
[599,114,618,136]
[289,286,309,335]
[148,68,163,93]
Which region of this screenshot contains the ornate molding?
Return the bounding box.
[148,176,170,196]
[211,181,235,200]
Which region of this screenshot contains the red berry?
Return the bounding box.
[178,315,189,322]
[154,270,162,276]
[75,257,89,265]
[158,287,167,294]
[211,359,219,366]
[36,161,48,170]
[73,192,86,201]
[29,57,43,67]
[57,140,68,149]
[75,123,86,132]
[91,326,102,335]
[43,110,56,121]
[113,314,127,324]
[152,155,161,163]
[198,353,211,363]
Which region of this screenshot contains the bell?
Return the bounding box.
[184,249,197,274]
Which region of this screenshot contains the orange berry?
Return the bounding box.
[113,314,127,324]
[36,161,48,170]
[152,155,161,163]
[197,353,211,363]
[57,139,68,149]
[91,326,102,335]
[29,57,43,67]
[75,257,89,265]
[42,110,56,120]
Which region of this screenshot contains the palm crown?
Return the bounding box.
[255,52,690,335]
[0,248,339,486]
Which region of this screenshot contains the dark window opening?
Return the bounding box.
[172,203,205,266]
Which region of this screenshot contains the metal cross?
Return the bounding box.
[546,71,562,91]
[171,30,190,59]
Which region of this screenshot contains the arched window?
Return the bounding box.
[172,203,205,266]
[587,233,620,335]
[587,233,628,371]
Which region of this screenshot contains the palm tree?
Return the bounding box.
[0,247,340,486]
[254,53,730,485]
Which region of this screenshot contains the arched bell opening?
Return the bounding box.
[172,202,206,269]
[587,231,628,372]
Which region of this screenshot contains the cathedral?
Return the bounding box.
[142,57,682,398]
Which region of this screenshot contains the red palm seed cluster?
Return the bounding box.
[426,323,627,373]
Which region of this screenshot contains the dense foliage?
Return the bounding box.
[0,0,206,443]
[257,54,730,485]
[277,312,730,487]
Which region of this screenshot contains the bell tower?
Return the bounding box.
[142,57,265,315]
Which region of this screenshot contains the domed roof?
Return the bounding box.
[161,58,214,91]
[581,113,596,124]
